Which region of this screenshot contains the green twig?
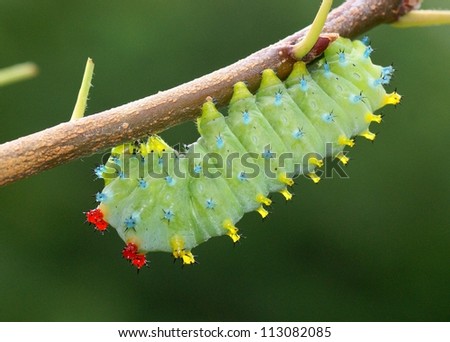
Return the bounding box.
[70,58,95,121]
[392,10,450,27]
[292,0,333,59]
[0,62,38,87]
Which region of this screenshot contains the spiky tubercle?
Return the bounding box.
[86,37,401,270]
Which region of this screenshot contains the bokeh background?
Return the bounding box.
[0,0,449,321]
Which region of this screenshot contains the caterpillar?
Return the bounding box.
[85,37,401,270]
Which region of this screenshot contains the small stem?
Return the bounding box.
[392,10,450,28]
[0,62,38,87]
[292,0,333,59]
[70,58,95,121]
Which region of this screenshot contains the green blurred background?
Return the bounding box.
[0,0,449,321]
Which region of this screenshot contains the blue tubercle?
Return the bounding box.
[373,78,383,87]
[95,192,107,203]
[163,209,174,222]
[361,36,370,46]
[94,165,106,179]
[373,75,390,86]
[206,198,216,209]
[237,171,247,182]
[242,110,251,125]
[193,164,202,174]
[351,92,364,103]
[382,65,394,75]
[274,91,283,106]
[292,128,305,139]
[338,50,346,65]
[299,76,308,92]
[374,65,394,86]
[323,61,331,78]
[363,46,374,59]
[216,135,224,149]
[124,216,137,231]
[165,176,176,186]
[262,149,274,160]
[321,112,335,123]
[138,178,148,189]
[381,65,394,82]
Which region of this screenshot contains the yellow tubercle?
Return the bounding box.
[383,91,402,106]
[365,113,382,124]
[197,100,224,135]
[173,249,196,265]
[146,135,172,155]
[294,61,309,75]
[170,235,184,256]
[170,235,196,265]
[260,69,282,89]
[279,173,294,186]
[256,193,272,206]
[359,130,376,141]
[338,135,355,147]
[335,153,350,165]
[293,61,308,76]
[256,206,269,219]
[279,188,293,201]
[308,157,324,168]
[111,142,133,155]
[229,81,253,105]
[255,193,271,218]
[139,142,149,157]
[223,219,240,243]
[180,251,196,265]
[308,172,321,184]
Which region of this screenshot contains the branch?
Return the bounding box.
[0,0,415,187]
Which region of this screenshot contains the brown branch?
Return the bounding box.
[0,0,415,187]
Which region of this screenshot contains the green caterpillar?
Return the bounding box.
[85,37,401,269]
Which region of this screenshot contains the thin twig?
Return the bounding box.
[0,62,38,87]
[391,9,450,27]
[292,0,333,59]
[70,58,95,121]
[0,0,414,187]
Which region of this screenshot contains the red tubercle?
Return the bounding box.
[131,254,148,269]
[85,208,108,232]
[122,242,138,260]
[86,208,102,223]
[122,242,148,270]
[94,219,108,231]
